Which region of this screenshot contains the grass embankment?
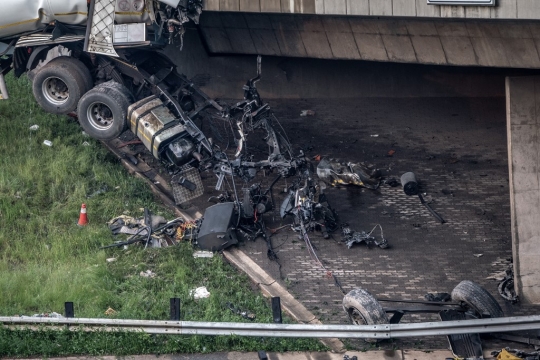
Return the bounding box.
[0,74,325,356]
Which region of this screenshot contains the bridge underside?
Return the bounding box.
[198,12,540,69]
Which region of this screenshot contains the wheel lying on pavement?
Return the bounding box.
[343,288,388,342]
[77,83,133,140]
[32,57,90,115]
[451,280,504,318]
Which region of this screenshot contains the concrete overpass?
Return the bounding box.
[176,0,540,303]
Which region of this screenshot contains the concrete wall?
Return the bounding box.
[506,76,540,304]
[204,0,540,20]
[198,13,540,69]
[166,27,514,99]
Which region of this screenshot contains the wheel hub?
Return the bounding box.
[87,102,114,130]
[42,77,69,105]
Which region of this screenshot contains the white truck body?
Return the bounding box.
[0,0,160,40]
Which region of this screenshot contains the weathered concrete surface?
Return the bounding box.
[506,76,540,304]
[198,13,540,69]
[204,0,539,20]
[167,27,516,100]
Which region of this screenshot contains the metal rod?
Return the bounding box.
[377,298,460,306]
[3,315,540,339]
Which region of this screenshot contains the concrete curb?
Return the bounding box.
[7,350,462,360]
[223,248,345,353]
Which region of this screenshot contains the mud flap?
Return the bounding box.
[440,309,484,360]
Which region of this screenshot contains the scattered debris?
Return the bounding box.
[498,265,518,303]
[387,149,396,156]
[190,286,210,299]
[106,257,116,263]
[87,186,108,198]
[140,270,156,278]
[226,302,255,320]
[424,292,451,302]
[103,209,184,249]
[82,141,90,146]
[317,157,381,189]
[370,134,379,137]
[341,224,389,249]
[20,312,64,318]
[384,178,400,187]
[473,253,483,258]
[343,356,358,360]
[401,172,446,224]
[104,307,117,316]
[29,124,39,131]
[492,348,540,360]
[193,251,214,258]
[300,110,315,117]
[43,140,52,147]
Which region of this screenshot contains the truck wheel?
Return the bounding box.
[343,288,388,342]
[451,280,504,318]
[46,57,94,94]
[32,59,87,115]
[77,85,131,140]
[96,80,134,103]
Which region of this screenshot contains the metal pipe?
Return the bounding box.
[2,315,540,339]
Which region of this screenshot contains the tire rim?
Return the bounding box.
[42,77,69,105]
[87,102,114,131]
[348,308,368,325]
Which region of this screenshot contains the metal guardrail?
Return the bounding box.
[2,315,540,339]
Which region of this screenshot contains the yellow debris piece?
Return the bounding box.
[497,349,523,360]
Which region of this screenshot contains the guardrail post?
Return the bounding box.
[65,302,74,318]
[170,298,180,321]
[271,297,282,324]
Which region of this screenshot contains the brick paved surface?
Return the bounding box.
[162,96,540,351]
[199,96,540,350]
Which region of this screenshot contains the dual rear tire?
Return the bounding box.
[32,56,132,140]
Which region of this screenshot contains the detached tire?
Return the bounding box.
[343,288,388,342]
[77,85,131,140]
[32,59,87,114]
[451,280,504,318]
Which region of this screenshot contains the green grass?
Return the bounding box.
[0,74,326,357]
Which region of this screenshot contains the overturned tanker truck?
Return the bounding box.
[0,0,299,204]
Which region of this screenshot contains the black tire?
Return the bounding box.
[451,280,504,318]
[95,80,134,104]
[32,60,87,114]
[343,287,388,322]
[77,86,131,140]
[46,57,94,94]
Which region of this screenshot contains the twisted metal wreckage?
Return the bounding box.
[0,0,386,255]
[2,3,533,358]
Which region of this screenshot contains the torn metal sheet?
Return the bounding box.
[317,157,380,189]
[341,224,389,249]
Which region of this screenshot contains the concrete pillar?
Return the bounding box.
[506,76,540,304]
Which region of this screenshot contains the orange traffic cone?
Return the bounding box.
[77,203,88,226]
